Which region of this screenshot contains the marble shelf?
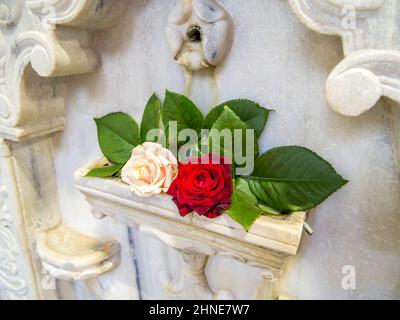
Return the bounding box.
[74,160,307,299]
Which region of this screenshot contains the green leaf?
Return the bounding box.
[162,90,204,136]
[209,106,258,163]
[248,146,348,212]
[226,178,263,231]
[258,203,282,216]
[95,112,140,164]
[141,94,162,143]
[211,106,248,132]
[204,99,272,137]
[85,164,123,178]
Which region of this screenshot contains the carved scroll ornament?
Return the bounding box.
[289,0,400,116]
[0,0,128,140]
[0,0,128,299]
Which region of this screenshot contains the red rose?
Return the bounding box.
[167,154,233,219]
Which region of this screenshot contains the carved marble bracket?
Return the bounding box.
[289,0,400,116]
[0,0,128,299]
[0,140,30,299]
[75,161,306,300]
[37,224,120,281]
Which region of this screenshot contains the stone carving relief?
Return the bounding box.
[75,161,307,300]
[3,0,389,300]
[27,0,128,29]
[0,1,23,27]
[37,224,121,281]
[0,0,127,140]
[166,0,233,72]
[288,0,400,117]
[0,0,128,299]
[139,225,235,300]
[166,0,233,101]
[0,146,28,299]
[0,0,365,301]
[0,140,32,299]
[0,208,28,300]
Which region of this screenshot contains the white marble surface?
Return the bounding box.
[52,0,400,299]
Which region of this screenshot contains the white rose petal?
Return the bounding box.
[121,142,178,197]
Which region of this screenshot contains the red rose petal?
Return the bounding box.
[167,154,233,219]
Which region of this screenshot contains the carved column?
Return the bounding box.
[138,224,236,300]
[0,140,31,299]
[0,0,128,300]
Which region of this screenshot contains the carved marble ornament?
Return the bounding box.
[289,0,400,117]
[0,0,395,301]
[166,0,233,71]
[0,0,128,299]
[75,160,307,300]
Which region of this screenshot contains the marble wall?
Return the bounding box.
[52,0,400,299]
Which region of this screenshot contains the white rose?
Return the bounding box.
[121,142,178,197]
